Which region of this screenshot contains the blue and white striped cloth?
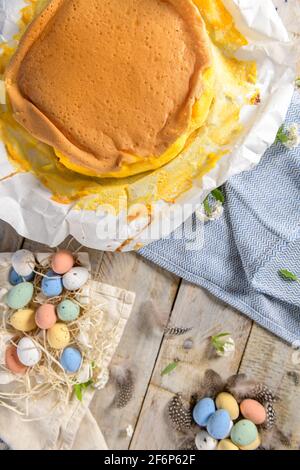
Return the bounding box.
[141,92,300,344]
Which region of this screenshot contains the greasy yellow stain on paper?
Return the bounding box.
[0,0,257,211]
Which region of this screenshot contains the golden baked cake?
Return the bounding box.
[5,0,214,177]
[0,0,257,210]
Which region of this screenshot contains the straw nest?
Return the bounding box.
[0,253,113,416]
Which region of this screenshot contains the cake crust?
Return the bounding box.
[5,0,212,175]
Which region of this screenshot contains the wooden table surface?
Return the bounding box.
[1,220,299,450]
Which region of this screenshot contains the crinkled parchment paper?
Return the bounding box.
[0,0,298,251]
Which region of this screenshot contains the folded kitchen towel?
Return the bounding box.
[141,91,300,345]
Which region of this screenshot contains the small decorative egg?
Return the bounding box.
[51,250,74,275]
[193,397,215,427]
[10,309,36,332]
[239,434,261,450]
[9,268,34,286]
[207,409,232,440]
[12,250,35,277]
[57,299,80,322]
[231,419,258,447]
[240,399,267,425]
[5,345,27,374]
[17,337,41,367]
[60,347,82,373]
[217,439,239,451]
[41,270,63,297]
[63,267,89,291]
[195,430,217,450]
[47,323,70,349]
[35,304,57,329]
[216,392,239,420]
[6,282,34,309]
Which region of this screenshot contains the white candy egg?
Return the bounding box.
[12,250,35,277]
[17,337,41,367]
[195,430,218,451]
[62,267,89,291]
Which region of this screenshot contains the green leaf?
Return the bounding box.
[211,188,225,204]
[74,384,83,402]
[278,269,299,282]
[276,125,289,144]
[161,361,179,376]
[73,380,93,401]
[212,332,230,340]
[295,78,300,88]
[211,332,231,353]
[82,380,93,389]
[203,197,212,217]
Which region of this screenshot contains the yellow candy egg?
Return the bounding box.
[10,308,36,332]
[239,434,261,451]
[217,439,239,451]
[47,323,70,350]
[216,392,239,420]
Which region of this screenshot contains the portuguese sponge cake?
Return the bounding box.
[5,0,213,177]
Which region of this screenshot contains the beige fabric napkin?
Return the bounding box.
[0,253,135,450]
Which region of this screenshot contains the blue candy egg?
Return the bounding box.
[41,270,63,297]
[60,347,82,373]
[9,268,35,286]
[207,409,231,440]
[193,397,216,427]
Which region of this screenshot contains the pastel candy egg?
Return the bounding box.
[231,419,258,447]
[51,250,74,275]
[10,309,36,332]
[63,267,89,291]
[12,250,35,277]
[5,345,27,374]
[240,399,266,425]
[41,270,63,297]
[239,434,261,450]
[60,347,82,373]
[193,397,215,426]
[17,337,41,367]
[35,304,57,329]
[9,268,34,286]
[47,323,70,349]
[6,282,34,309]
[195,430,217,450]
[57,299,80,322]
[207,409,231,440]
[217,439,239,451]
[216,392,239,420]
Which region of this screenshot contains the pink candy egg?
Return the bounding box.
[35,304,57,330]
[51,250,74,275]
[5,345,27,374]
[240,399,267,425]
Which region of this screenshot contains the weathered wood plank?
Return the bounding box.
[131,281,252,450]
[239,324,300,450]
[0,221,23,252]
[90,253,180,450]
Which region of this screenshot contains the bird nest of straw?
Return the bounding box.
[0,252,113,416]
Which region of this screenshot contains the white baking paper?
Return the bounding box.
[0,0,298,251]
